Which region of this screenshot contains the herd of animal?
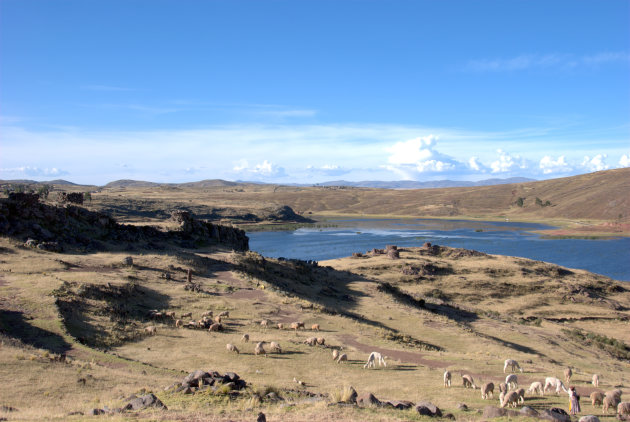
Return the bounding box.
[444,359,628,416]
[142,310,629,416]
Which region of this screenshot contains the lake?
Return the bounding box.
[248,218,630,281]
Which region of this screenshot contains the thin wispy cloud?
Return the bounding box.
[465,52,630,72]
[81,84,135,92]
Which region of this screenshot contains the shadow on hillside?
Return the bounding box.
[0,310,72,354]
[55,281,171,350]
[481,333,544,356]
[233,254,369,316]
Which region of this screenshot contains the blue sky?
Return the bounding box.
[1,0,629,185]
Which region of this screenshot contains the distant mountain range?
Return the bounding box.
[1,177,536,190]
[308,177,536,189]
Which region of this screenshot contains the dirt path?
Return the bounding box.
[337,334,449,368]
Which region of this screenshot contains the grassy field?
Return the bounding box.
[1,232,629,421]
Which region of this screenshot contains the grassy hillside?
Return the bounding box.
[1,233,629,420]
[68,169,629,236]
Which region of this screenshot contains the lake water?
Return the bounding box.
[248,218,630,281]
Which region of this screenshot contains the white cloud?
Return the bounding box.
[581,154,609,172]
[468,156,484,172]
[539,155,572,174]
[385,135,460,179]
[0,166,68,178]
[490,149,528,173]
[619,154,630,167]
[465,52,630,72]
[233,160,286,179]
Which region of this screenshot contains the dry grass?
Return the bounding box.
[1,225,629,420]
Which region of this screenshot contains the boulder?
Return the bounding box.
[457,403,468,411]
[520,406,539,417]
[24,238,38,248]
[579,416,601,422]
[415,401,442,417]
[87,408,106,416]
[182,370,209,387]
[541,408,571,422]
[125,393,167,411]
[482,406,519,418]
[346,386,358,404]
[356,392,381,407]
[384,400,414,410]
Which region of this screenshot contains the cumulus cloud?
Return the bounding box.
[233,160,286,178]
[619,154,630,167]
[539,155,572,174]
[490,149,528,173]
[468,156,485,172]
[306,164,350,177]
[581,154,609,172]
[385,135,460,179]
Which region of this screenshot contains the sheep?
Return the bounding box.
[260,319,269,329]
[516,388,525,404]
[316,337,326,346]
[181,312,192,319]
[544,377,568,395]
[443,370,451,387]
[462,374,477,389]
[499,382,508,394]
[505,374,518,390]
[214,316,222,324]
[144,326,157,335]
[499,391,505,406]
[606,389,622,402]
[504,359,523,373]
[501,391,520,408]
[242,334,250,342]
[481,382,494,399]
[311,324,320,331]
[269,341,282,353]
[277,323,284,330]
[226,343,239,354]
[527,381,544,396]
[165,311,176,319]
[175,319,183,328]
[591,391,604,406]
[254,341,267,357]
[592,374,600,388]
[218,311,230,318]
[332,349,340,360]
[337,353,348,363]
[603,396,616,414]
[208,323,222,332]
[363,351,387,369]
[564,367,573,384]
[618,402,630,416]
[201,310,213,318]
[303,337,317,346]
[290,321,305,332]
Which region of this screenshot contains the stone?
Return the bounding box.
[541,408,571,422]
[482,406,519,418]
[579,416,601,422]
[125,393,167,411]
[520,406,540,417]
[123,256,133,266]
[87,408,106,416]
[356,392,381,407]
[415,401,442,417]
[346,386,358,403]
[24,238,38,248]
[384,400,413,410]
[457,403,468,410]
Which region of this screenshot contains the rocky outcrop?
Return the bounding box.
[0,195,248,252]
